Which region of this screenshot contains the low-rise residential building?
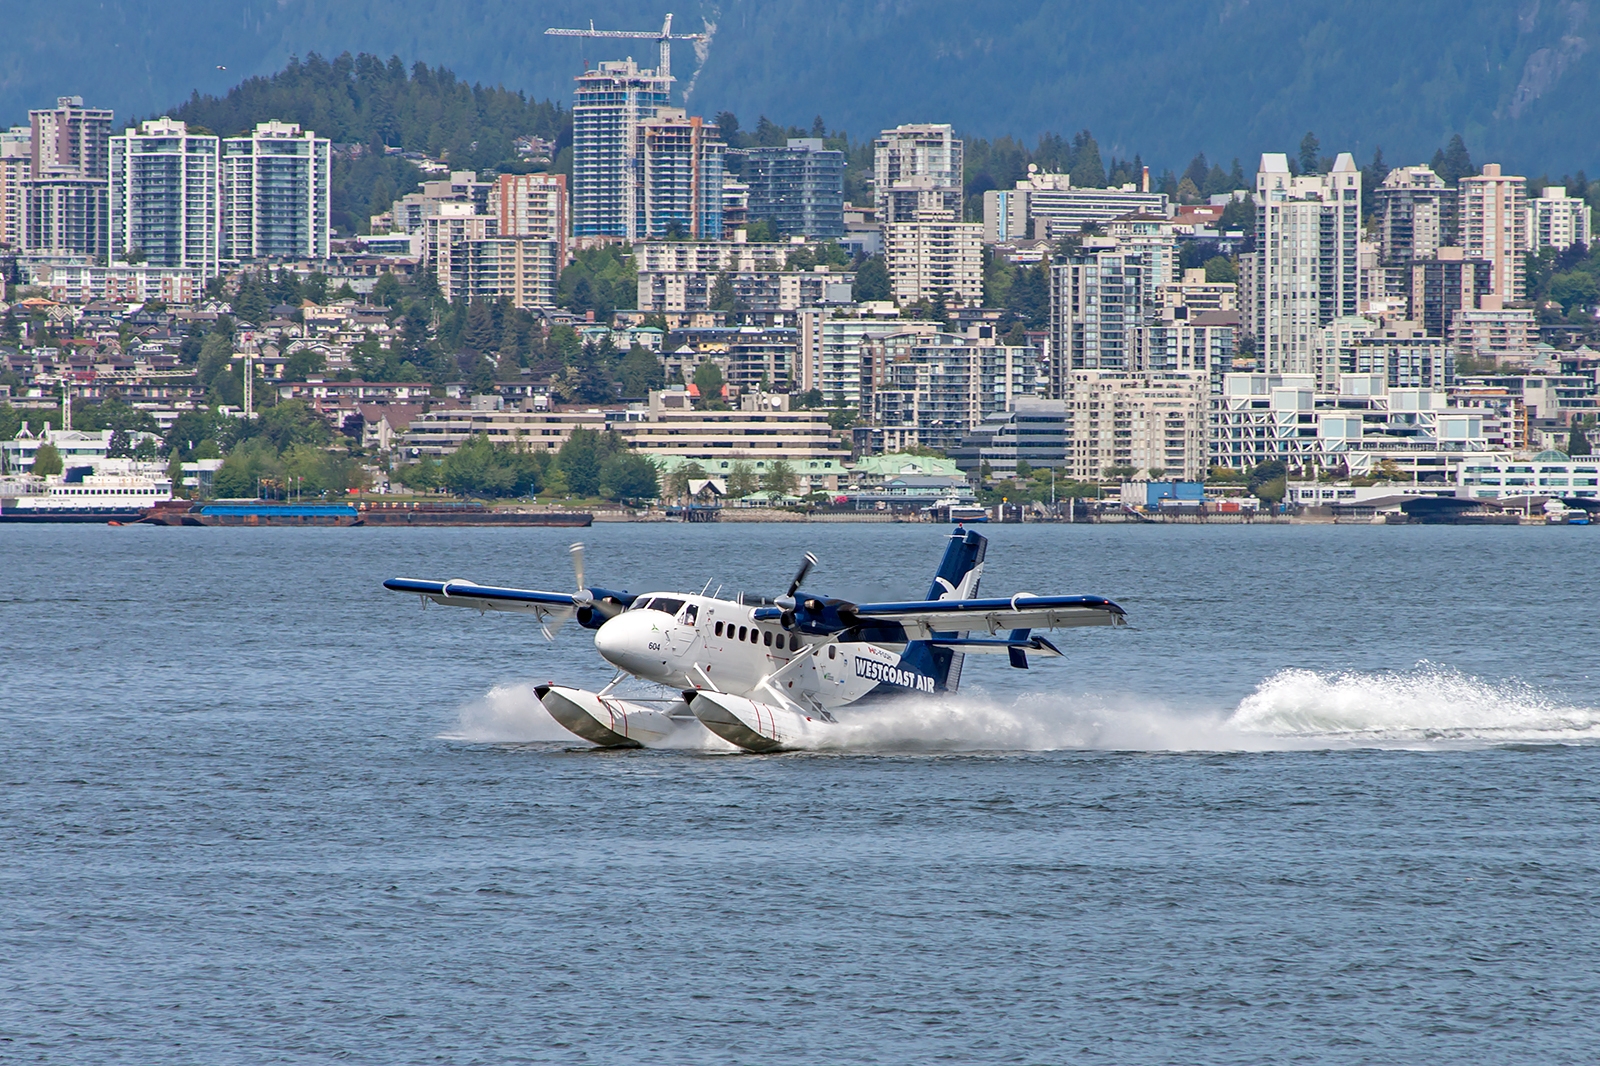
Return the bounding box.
[1448,300,1538,358]
[1459,452,1600,499]
[400,400,605,458]
[1212,371,1502,478]
[610,388,850,470]
[982,170,1168,240]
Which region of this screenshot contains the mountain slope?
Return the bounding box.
[5,0,1598,173]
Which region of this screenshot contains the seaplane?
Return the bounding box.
[384,528,1127,752]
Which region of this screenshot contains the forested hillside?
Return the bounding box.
[9,1,1600,175]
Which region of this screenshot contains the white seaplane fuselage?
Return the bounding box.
[593,592,915,709]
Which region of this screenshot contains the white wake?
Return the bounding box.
[444,665,1600,752]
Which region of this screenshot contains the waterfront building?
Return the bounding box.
[1526,186,1591,252]
[883,209,983,306]
[954,399,1071,477]
[612,388,849,468]
[571,58,671,239]
[401,403,606,458]
[873,123,963,224]
[221,122,331,260]
[1212,371,1496,476]
[1459,452,1600,499]
[1457,163,1528,300]
[1253,152,1363,376]
[1061,370,1209,481]
[109,119,220,277]
[739,138,845,238]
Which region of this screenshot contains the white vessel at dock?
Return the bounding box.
[0,463,173,522]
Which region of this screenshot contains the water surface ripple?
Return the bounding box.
[3,523,1597,1063]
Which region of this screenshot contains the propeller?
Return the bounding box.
[786,552,818,598]
[776,551,819,626]
[541,542,589,640]
[570,542,589,605]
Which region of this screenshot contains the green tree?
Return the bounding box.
[1549,271,1599,312]
[709,271,736,312]
[727,460,760,498]
[1433,134,1474,185]
[284,348,326,381]
[557,428,605,496]
[1204,256,1238,283]
[1298,131,1321,175]
[1569,417,1594,457]
[764,459,798,498]
[692,359,725,407]
[1069,129,1105,187]
[32,442,62,476]
[617,344,665,398]
[558,245,636,316]
[599,452,659,502]
[853,255,891,302]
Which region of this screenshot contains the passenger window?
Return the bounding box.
[828,646,835,660]
[714,621,723,636]
[763,630,772,647]
[738,626,747,641]
[680,604,698,626]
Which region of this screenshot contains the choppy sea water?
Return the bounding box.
[3,522,1599,1064]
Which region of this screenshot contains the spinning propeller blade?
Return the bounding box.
[786,552,818,598]
[541,542,589,640]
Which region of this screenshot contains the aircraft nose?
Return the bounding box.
[594,612,662,676]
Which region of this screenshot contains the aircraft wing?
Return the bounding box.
[383,577,575,619]
[845,594,1126,638]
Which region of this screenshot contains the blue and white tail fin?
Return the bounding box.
[899,528,987,693]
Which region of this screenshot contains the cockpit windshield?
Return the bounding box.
[645,597,685,617]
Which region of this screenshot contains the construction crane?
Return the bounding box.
[544,13,706,82]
